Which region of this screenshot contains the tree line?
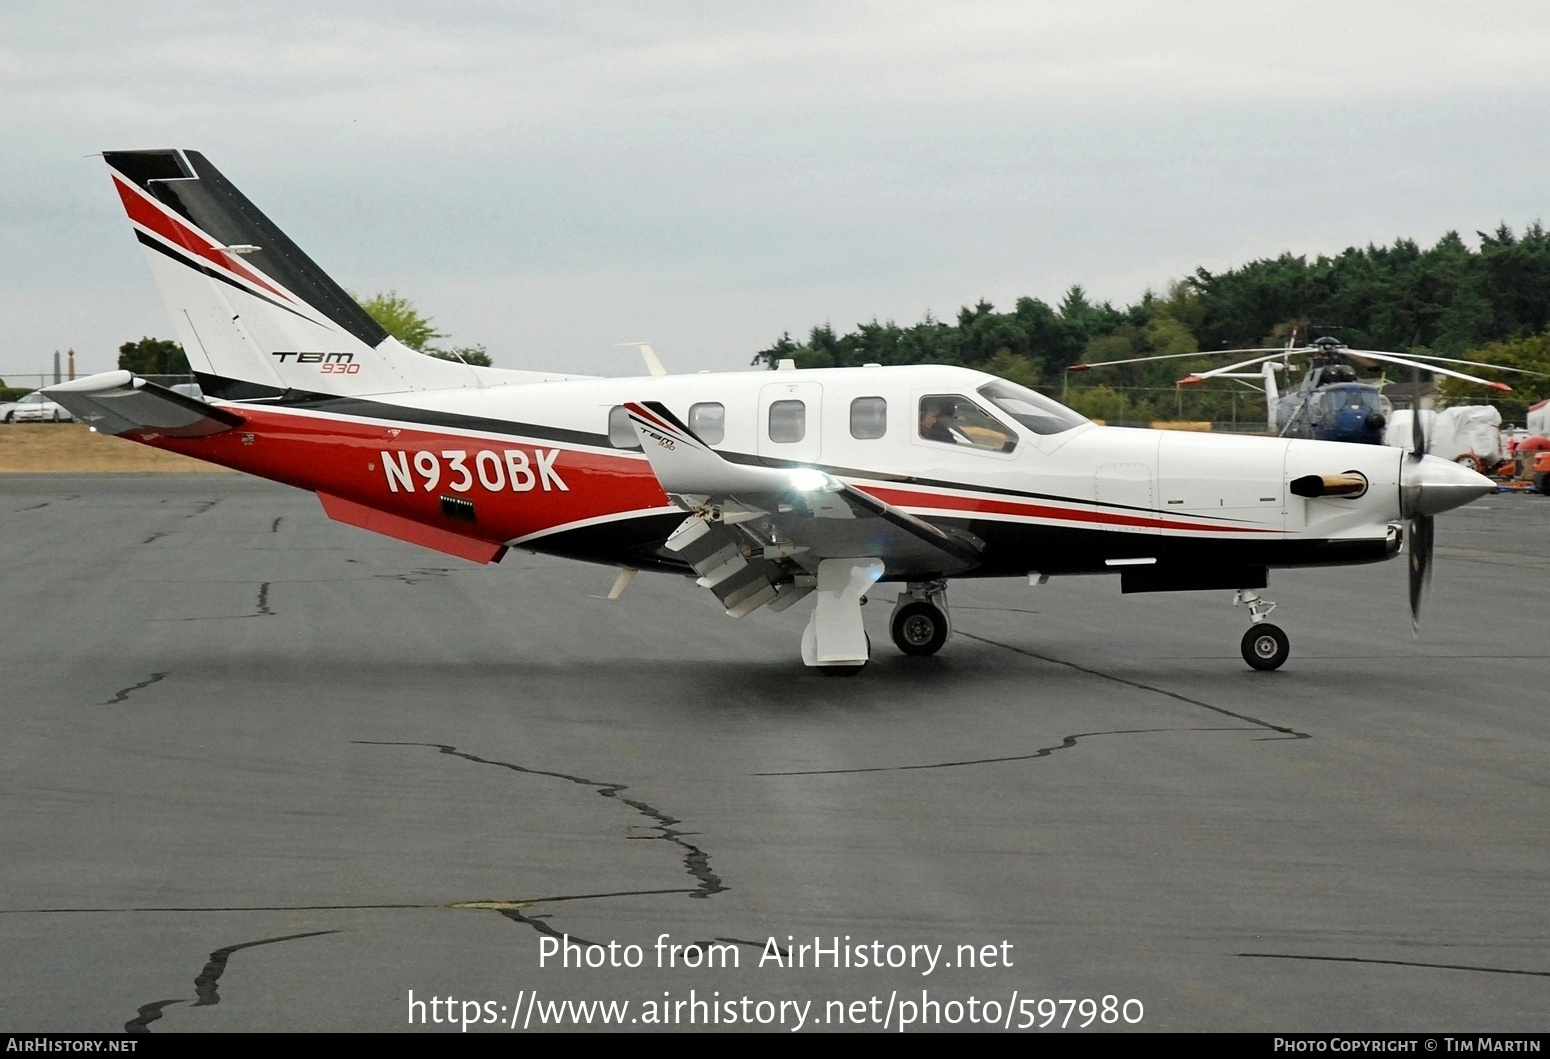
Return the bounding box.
[754,224,1550,424]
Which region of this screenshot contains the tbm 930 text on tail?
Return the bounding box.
[47,149,1495,674]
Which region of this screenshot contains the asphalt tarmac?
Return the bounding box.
[2,473,1547,1033]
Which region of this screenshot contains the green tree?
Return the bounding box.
[118,337,189,375]
[356,291,443,351]
[426,345,494,367]
[751,220,1550,420]
[355,291,494,366]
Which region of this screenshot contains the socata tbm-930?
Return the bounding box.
[47,150,1494,673]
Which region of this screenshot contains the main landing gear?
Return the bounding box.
[1234,589,1289,671]
[889,582,951,657]
[801,572,954,673]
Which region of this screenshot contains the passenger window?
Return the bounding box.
[918,395,1016,452]
[850,396,887,439]
[607,405,639,449]
[689,402,725,445]
[768,400,806,443]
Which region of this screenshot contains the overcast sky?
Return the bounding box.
[3,1,1549,382]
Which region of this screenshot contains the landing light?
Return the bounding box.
[789,469,834,492]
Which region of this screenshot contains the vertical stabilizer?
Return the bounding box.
[103,149,583,399]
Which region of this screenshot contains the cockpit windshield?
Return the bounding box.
[976,379,1089,435]
[1325,387,1391,414]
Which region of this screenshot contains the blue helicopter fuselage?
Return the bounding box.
[1277,379,1392,444]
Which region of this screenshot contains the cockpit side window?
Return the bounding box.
[918,394,1016,452]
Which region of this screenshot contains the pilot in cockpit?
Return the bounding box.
[920,398,959,443]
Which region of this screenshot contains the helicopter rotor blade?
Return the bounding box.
[1340,348,1514,391]
[1178,352,1300,385]
[1067,346,1309,372]
[1356,351,1550,378]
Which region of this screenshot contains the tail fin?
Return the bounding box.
[103,149,583,399]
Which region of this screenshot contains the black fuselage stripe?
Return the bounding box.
[134,230,317,325]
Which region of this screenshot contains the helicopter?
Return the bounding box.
[1067,334,1538,444]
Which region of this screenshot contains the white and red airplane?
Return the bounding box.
[46,149,1495,673]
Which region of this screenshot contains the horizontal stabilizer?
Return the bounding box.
[43,371,243,437]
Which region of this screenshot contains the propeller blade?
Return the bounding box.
[1408,513,1434,632]
[1410,366,1426,458]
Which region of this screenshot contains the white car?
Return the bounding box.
[1,391,74,423]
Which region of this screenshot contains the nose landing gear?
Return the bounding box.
[1234,590,1289,671]
[890,582,951,656]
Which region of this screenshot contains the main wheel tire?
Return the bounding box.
[1241,623,1290,671]
[891,600,948,656]
[1535,472,1550,495]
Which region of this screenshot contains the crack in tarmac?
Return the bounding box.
[958,630,1311,740]
[101,673,167,706]
[14,494,78,512]
[1240,952,1550,978]
[270,517,282,533]
[372,568,453,585]
[357,741,726,900]
[124,930,337,1032]
[3,889,697,916]
[192,930,339,1006]
[757,727,1259,776]
[124,1000,183,1033]
[146,583,275,621]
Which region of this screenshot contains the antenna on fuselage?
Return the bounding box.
[617,342,668,377]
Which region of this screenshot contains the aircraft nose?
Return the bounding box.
[1400,453,1495,518]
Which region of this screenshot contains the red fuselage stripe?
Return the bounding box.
[113,175,293,303]
[135,404,1282,548]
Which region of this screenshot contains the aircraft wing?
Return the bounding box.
[624,400,981,616]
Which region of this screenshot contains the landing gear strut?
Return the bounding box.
[889,581,951,656]
[1234,589,1289,671]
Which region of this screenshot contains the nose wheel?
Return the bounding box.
[1240,624,1289,671]
[1234,590,1289,671]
